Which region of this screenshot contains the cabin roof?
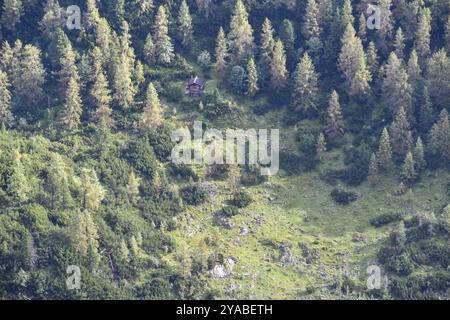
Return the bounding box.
[186,76,206,87]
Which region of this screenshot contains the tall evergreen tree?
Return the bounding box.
[60,77,82,132]
[413,137,426,172]
[302,0,321,40]
[338,24,371,96]
[91,71,113,127]
[0,71,12,124]
[292,53,318,113]
[143,33,155,65]
[390,106,413,157]
[141,83,163,131]
[394,28,405,61]
[382,52,412,115]
[426,49,450,108]
[366,41,379,75]
[325,90,345,138]
[270,39,288,91]
[428,109,450,163]
[79,169,105,211]
[357,13,367,41]
[69,210,99,258]
[7,149,30,204]
[1,0,23,31]
[377,128,394,171]
[415,8,431,61]
[368,153,379,185]
[259,18,275,74]
[228,0,254,62]
[178,0,193,48]
[316,133,327,161]
[400,152,417,184]
[407,49,421,86]
[214,27,228,72]
[246,58,259,96]
[153,6,174,65]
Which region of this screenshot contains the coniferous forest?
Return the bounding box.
[0,0,450,300]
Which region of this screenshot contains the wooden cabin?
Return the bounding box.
[185,76,206,96]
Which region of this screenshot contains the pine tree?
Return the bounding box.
[325,90,345,138]
[377,128,393,171]
[143,33,155,64]
[0,71,12,124]
[390,107,413,157]
[316,133,327,161]
[292,53,318,113]
[260,18,275,73]
[368,153,379,185]
[69,210,99,258]
[302,0,321,40]
[401,152,417,184]
[246,58,259,96]
[338,24,371,96]
[413,137,426,172]
[1,0,23,31]
[270,39,288,91]
[79,168,105,211]
[228,0,254,62]
[91,71,114,127]
[426,49,450,108]
[60,77,82,132]
[394,28,405,61]
[382,52,412,115]
[366,41,379,75]
[153,6,174,65]
[214,27,228,72]
[141,83,163,131]
[415,8,431,61]
[407,49,421,86]
[178,0,193,47]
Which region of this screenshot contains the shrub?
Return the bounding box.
[168,163,198,182]
[240,165,267,186]
[370,212,402,227]
[125,139,158,179]
[220,205,240,218]
[230,190,253,208]
[180,184,207,206]
[228,65,247,93]
[330,188,358,205]
[148,125,175,162]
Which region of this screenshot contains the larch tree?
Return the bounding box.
[60,77,82,132]
[214,27,228,72]
[1,0,23,31]
[259,18,275,74]
[79,168,105,211]
[143,33,155,64]
[58,38,79,99]
[390,106,413,157]
[428,109,450,163]
[228,0,254,63]
[377,128,394,171]
[91,71,114,127]
[413,137,426,172]
[292,52,318,114]
[178,0,193,48]
[382,52,412,115]
[400,152,417,184]
[368,153,379,185]
[325,90,345,138]
[153,6,174,65]
[46,154,74,210]
[0,70,12,124]
[357,13,367,41]
[415,8,431,61]
[141,83,163,131]
[302,0,321,40]
[246,57,259,97]
[338,24,371,97]
[69,210,99,258]
[270,39,288,91]
[39,0,62,40]
[7,149,30,204]
[377,0,394,52]
[407,49,421,86]
[85,0,101,33]
[366,41,379,75]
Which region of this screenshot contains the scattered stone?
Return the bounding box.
[212,265,228,278]
[239,228,249,236]
[299,242,320,264]
[213,211,235,230]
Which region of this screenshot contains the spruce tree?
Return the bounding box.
[426,49,450,108]
[338,24,371,97]
[153,6,175,65]
[428,109,450,163]
[60,77,82,132]
[178,0,193,48]
[366,41,379,75]
[214,27,228,72]
[377,128,394,171]
[270,39,288,91]
[228,0,254,62]
[407,49,421,86]
[85,0,101,32]
[79,169,105,211]
[357,13,366,41]
[325,90,345,138]
[302,0,321,40]
[416,83,433,132]
[91,71,114,127]
[316,133,327,161]
[445,15,450,54]
[246,58,259,97]
[142,83,163,131]
[292,53,318,114]
[7,149,30,204]
[143,33,155,64]
[69,210,99,258]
